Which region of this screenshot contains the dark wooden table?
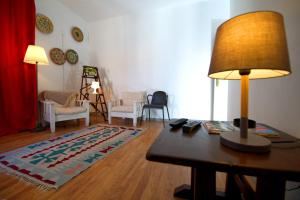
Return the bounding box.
[146,123,300,200]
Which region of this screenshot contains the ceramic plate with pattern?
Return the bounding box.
[50,48,65,65]
[71,27,84,42]
[66,49,78,64]
[36,14,53,34]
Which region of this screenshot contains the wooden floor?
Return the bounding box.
[0,114,226,200]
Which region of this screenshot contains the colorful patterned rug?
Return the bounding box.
[0,124,144,189]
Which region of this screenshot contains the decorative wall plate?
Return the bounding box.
[36,14,53,34]
[71,27,84,42]
[50,48,65,65]
[66,49,79,64]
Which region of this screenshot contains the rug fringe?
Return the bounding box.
[0,165,55,190]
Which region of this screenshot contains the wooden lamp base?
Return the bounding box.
[220,71,271,153]
[220,131,271,153]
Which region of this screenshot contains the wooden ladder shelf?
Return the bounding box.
[79,66,108,121]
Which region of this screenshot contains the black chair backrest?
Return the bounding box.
[151,91,168,106]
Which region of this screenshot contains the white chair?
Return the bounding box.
[40,91,89,133]
[108,91,146,126]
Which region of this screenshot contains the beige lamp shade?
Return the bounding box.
[24,45,49,65]
[209,11,291,80]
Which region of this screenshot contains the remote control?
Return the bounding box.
[182,121,202,133]
[169,118,188,128]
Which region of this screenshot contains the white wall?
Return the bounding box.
[229,0,300,138]
[88,0,229,119]
[211,19,229,121]
[35,0,90,93]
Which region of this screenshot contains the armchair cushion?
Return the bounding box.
[111,105,133,113]
[108,91,146,126]
[40,91,89,133]
[56,107,87,115]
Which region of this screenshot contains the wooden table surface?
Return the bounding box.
[146,124,300,181]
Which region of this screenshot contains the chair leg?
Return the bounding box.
[49,107,55,133]
[133,117,137,127]
[50,121,55,133]
[108,112,112,124]
[162,108,165,124]
[166,106,170,120]
[141,107,145,125]
[148,108,151,121]
[85,116,89,126]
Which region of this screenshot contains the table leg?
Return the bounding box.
[174,167,195,199]
[225,173,242,200]
[174,184,192,199]
[193,167,216,200]
[256,176,286,200]
[174,167,216,200]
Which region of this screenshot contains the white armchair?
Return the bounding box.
[108,91,146,126]
[40,91,90,133]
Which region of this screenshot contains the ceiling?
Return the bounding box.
[59,0,206,22]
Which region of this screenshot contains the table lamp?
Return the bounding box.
[91,81,100,94]
[208,11,291,153]
[24,45,49,131]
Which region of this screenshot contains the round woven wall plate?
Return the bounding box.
[50,48,65,65]
[71,27,84,42]
[66,49,78,64]
[36,14,53,34]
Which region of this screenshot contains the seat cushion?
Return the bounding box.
[111,105,133,113]
[55,107,87,115]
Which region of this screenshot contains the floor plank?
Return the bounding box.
[0,114,225,200]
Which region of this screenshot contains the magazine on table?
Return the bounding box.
[203,121,280,138]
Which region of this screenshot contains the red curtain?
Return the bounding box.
[0,0,36,135]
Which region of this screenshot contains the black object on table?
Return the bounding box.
[146,121,300,200]
[169,118,188,128]
[182,121,201,133]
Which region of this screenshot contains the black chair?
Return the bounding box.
[141,91,170,124]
